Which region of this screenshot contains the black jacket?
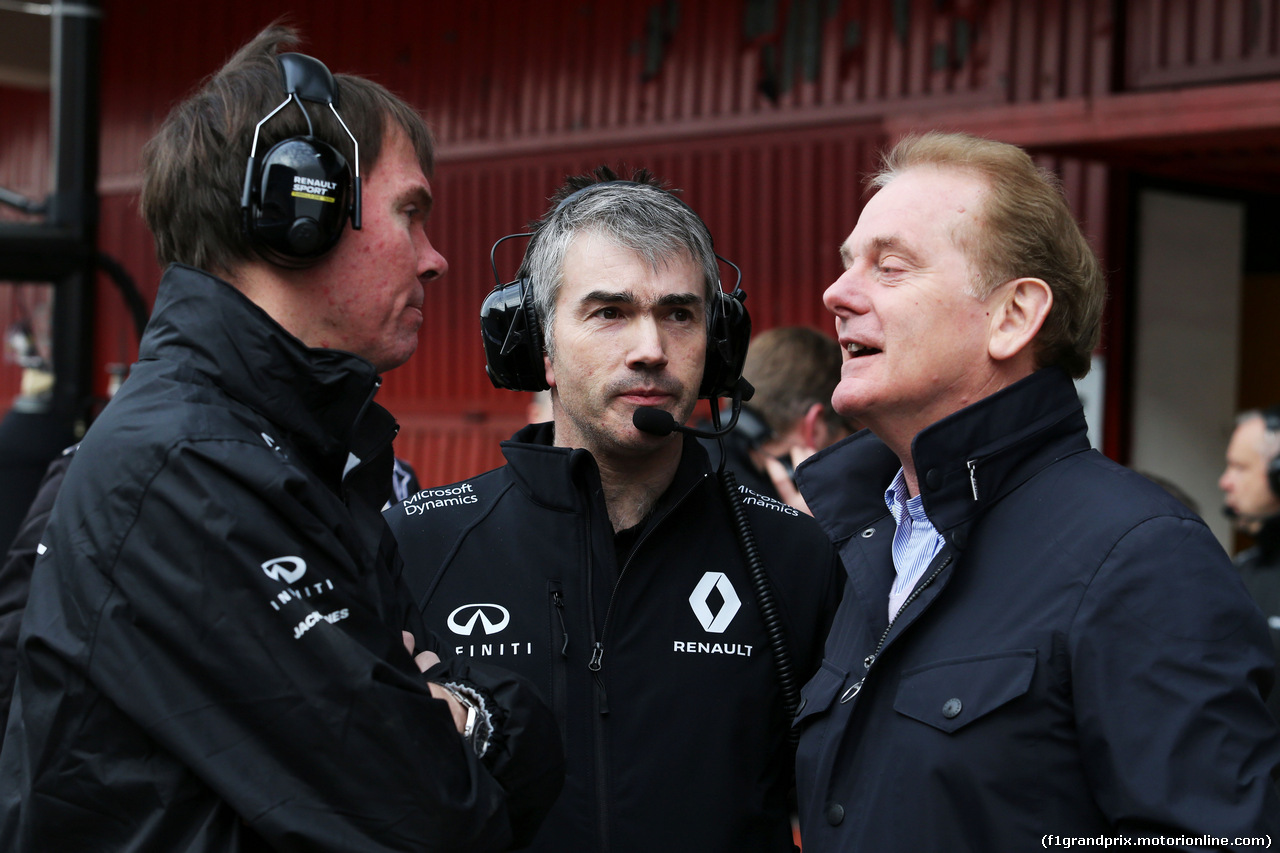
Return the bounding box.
[793,367,1280,850]
[385,423,843,853]
[0,265,562,852]
[0,443,75,745]
[1236,517,1280,722]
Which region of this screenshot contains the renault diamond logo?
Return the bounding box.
[689,572,741,633]
[447,603,511,636]
[261,556,307,584]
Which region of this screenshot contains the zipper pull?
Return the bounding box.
[552,590,569,657]
[588,641,604,672]
[966,459,980,501]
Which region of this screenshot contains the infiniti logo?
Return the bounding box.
[689,572,741,633]
[447,603,511,636]
[261,556,307,584]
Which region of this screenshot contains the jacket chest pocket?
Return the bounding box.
[893,649,1036,733]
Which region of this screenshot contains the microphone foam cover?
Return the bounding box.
[632,407,677,436]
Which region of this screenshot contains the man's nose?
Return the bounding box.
[626,316,668,369]
[824,266,869,315]
[419,236,448,282]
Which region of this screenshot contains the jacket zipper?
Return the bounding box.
[587,471,703,853]
[840,551,954,704]
[549,587,570,747]
[588,473,705,685]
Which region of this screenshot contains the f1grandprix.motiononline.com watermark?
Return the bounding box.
[1043,835,1270,848]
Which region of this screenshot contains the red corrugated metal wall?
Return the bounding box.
[3,0,1209,483]
[1128,0,1280,88]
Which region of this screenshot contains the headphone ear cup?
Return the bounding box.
[700,288,751,398]
[1263,407,1280,500]
[247,136,353,267]
[481,278,550,392]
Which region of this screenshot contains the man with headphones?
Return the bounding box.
[0,25,562,853]
[1221,407,1280,721]
[385,168,842,852]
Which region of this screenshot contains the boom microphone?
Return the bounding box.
[632,377,755,439]
[632,407,683,437]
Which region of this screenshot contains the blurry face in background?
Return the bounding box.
[1220,415,1280,533]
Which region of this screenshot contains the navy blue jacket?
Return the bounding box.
[794,367,1280,850]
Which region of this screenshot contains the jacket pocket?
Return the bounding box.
[893,649,1036,733]
[793,658,849,728]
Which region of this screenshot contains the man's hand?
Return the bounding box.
[402,631,468,732]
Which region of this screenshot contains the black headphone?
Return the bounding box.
[1262,406,1280,499]
[240,53,362,268]
[480,181,751,399]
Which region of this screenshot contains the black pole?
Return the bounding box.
[0,0,102,556]
[46,0,103,426]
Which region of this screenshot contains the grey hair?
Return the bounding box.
[1239,409,1280,463]
[520,177,719,358]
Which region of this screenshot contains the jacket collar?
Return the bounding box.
[499,423,711,512]
[798,367,1090,550]
[139,264,392,464]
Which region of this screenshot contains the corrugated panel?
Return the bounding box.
[1128,0,1280,88]
[393,412,527,489]
[82,0,1114,180]
[0,87,49,198]
[0,0,1129,482]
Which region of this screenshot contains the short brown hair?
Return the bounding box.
[872,132,1105,378]
[743,326,853,436]
[140,23,434,274]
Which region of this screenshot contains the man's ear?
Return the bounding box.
[988,277,1052,363]
[543,351,556,389]
[799,403,826,451]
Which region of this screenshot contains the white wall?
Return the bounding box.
[1130,189,1244,551]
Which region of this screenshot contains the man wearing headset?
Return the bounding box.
[386,168,842,852]
[1221,407,1280,721]
[0,25,561,853]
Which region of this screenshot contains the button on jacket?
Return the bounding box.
[386,424,843,853]
[793,367,1280,850]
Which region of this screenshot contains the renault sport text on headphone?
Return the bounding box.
[241,52,362,268]
[480,181,751,399]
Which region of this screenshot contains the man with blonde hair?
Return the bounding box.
[793,131,1280,849]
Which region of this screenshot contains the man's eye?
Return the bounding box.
[671,308,693,322]
[597,307,620,320]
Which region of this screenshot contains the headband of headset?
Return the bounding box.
[1261,406,1280,500]
[480,180,750,398]
[240,52,362,268]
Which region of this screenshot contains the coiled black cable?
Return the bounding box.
[716,465,800,746]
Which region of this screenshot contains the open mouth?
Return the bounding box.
[847,342,882,358]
